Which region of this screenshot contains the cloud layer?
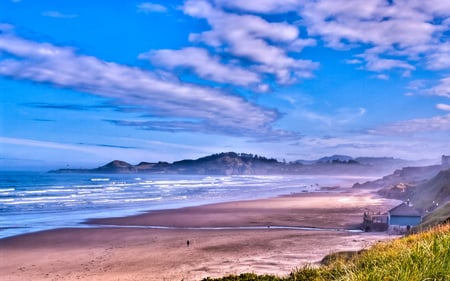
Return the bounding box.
[3,0,450,153]
[184,0,318,84]
[0,31,283,138]
[212,0,450,75]
[140,47,261,86]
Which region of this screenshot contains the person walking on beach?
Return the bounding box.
[186,240,190,247]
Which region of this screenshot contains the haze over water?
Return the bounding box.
[0,171,371,238]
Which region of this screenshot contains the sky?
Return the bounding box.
[1,0,450,170]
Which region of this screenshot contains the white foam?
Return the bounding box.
[1,173,370,239]
[90,178,110,182]
[122,197,163,203]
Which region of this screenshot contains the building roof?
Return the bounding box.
[389,203,422,217]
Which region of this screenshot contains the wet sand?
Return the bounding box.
[0,190,400,281]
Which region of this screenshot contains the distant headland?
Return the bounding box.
[50,152,422,175]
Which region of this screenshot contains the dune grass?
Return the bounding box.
[202,224,450,281]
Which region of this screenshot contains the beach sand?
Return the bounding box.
[0,189,400,281]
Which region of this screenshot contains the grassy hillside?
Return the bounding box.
[416,202,450,230]
[202,224,450,281]
[410,169,450,210]
[376,167,450,211]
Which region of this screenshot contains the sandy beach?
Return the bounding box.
[0,189,400,281]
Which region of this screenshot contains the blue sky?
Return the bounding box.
[1,0,450,170]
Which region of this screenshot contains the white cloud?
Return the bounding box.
[300,0,450,75]
[427,77,450,98]
[403,77,450,99]
[358,107,367,116]
[256,83,270,93]
[303,0,439,48]
[0,32,282,138]
[425,43,450,70]
[407,79,427,90]
[374,74,389,80]
[137,2,167,13]
[183,0,318,84]
[42,11,78,19]
[183,0,450,78]
[346,59,362,65]
[370,114,450,135]
[139,47,260,86]
[287,38,317,52]
[436,104,450,111]
[335,107,367,124]
[173,0,450,84]
[362,52,415,72]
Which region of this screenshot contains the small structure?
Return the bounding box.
[388,202,422,234]
[363,211,388,232]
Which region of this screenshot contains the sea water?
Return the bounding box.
[0,171,367,239]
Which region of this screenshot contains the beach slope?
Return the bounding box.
[0,191,399,281]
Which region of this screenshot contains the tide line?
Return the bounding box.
[90,224,363,233]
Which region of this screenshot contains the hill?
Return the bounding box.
[317,154,354,163]
[51,152,284,175]
[295,155,415,166]
[373,168,450,211]
[409,169,450,210]
[353,164,443,190]
[418,202,450,230]
[95,160,137,173]
[50,152,420,175]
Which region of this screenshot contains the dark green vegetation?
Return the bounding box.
[202,224,450,281]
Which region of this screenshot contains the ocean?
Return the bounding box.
[0,171,367,239]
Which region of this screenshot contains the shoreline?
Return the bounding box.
[85,188,387,229]
[0,188,401,281]
[0,173,374,240]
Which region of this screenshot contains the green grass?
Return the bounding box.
[201,224,450,281]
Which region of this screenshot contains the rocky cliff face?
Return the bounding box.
[353,165,443,190]
[365,167,450,211]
